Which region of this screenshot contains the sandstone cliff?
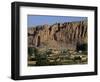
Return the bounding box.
[28,20,87,50]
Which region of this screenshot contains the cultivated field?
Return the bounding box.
[28,47,88,66]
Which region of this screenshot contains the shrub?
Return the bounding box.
[28,47,34,56]
[35,51,48,66]
[76,43,87,52]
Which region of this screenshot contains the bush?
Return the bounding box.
[28,47,34,56]
[46,49,52,54]
[76,43,87,52]
[35,51,48,66]
[28,47,38,56]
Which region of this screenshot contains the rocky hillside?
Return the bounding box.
[28,20,87,50]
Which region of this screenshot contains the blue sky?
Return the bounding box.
[28,15,87,27]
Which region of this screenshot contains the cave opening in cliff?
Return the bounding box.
[36,36,40,47]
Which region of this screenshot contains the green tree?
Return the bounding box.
[28,47,34,56]
[35,51,48,66]
[76,43,87,51]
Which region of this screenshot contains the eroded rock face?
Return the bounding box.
[28,21,87,50]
